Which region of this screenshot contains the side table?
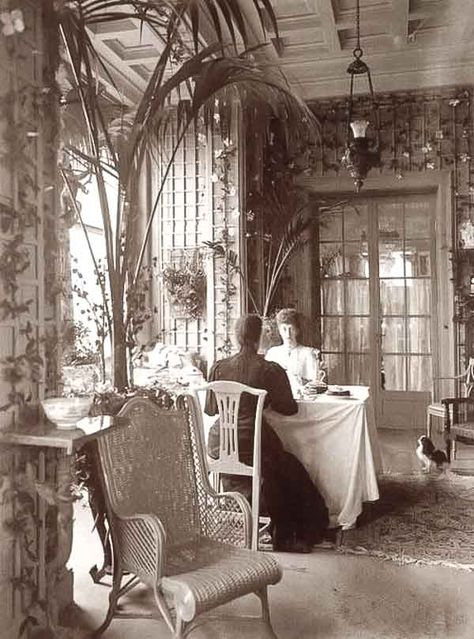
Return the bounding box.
[426,402,445,438]
[0,415,127,635]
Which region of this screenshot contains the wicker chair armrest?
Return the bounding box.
[214,490,252,519]
[200,489,252,548]
[113,512,166,585]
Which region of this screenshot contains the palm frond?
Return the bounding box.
[55,0,314,387]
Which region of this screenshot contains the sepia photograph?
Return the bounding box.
[0,1,474,637]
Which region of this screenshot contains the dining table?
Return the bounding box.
[265,385,383,530]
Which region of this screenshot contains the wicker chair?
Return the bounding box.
[93,395,282,638]
[197,381,267,551]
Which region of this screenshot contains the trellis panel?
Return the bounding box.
[153,113,243,370]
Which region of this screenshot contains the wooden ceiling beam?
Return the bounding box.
[390,0,409,47]
[317,0,341,52]
[87,34,145,103]
[334,6,391,31]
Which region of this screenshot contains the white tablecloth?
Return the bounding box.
[265,386,382,529]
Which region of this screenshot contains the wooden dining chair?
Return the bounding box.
[196,381,267,551]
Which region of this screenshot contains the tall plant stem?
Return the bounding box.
[264,244,295,316]
[60,23,118,312]
[263,239,284,317]
[129,125,189,292]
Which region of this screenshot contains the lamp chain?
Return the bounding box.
[354,0,362,57]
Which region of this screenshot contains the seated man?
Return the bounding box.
[205,314,329,553]
[265,308,322,395]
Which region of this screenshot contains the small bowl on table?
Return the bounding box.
[41,396,93,430]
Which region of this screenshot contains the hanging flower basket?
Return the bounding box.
[162,252,206,319]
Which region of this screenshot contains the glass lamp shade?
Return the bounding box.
[350,119,370,138]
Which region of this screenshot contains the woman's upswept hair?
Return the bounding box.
[275,308,301,334]
[235,314,262,347]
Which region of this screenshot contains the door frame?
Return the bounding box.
[300,170,455,419]
[367,193,437,428]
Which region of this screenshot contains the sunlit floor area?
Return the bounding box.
[67,429,474,639]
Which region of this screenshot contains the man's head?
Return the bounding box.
[235,314,262,350]
[275,308,301,347]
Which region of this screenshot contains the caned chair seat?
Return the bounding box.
[162,540,281,619]
[93,395,282,639]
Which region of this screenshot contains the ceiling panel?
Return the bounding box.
[88,0,474,103]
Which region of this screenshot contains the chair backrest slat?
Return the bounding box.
[215,391,241,461]
[196,381,267,474]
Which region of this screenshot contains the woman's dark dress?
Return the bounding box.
[205,345,329,547]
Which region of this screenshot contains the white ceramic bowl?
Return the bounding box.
[41,397,93,430]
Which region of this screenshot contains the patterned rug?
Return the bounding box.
[337,472,474,571]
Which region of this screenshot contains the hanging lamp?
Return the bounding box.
[341,0,381,192]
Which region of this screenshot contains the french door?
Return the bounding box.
[319,193,436,429]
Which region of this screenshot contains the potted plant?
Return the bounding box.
[162,251,206,319]
[55,0,318,391]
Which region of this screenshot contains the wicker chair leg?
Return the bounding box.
[174,616,185,639]
[92,568,123,637]
[256,588,279,639]
[153,586,181,637]
[256,586,271,622]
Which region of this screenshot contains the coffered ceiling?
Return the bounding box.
[271,0,474,100]
[89,0,474,104]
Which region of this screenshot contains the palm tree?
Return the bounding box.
[55,0,318,389]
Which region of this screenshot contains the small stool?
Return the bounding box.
[426,402,445,438]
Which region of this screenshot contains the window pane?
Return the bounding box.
[346,280,370,314]
[321,317,344,351]
[383,355,406,390]
[344,205,369,240]
[320,243,343,277]
[346,317,370,352]
[379,241,405,278]
[405,202,431,238]
[347,355,371,385]
[405,239,431,276]
[382,318,406,353]
[324,353,344,385]
[380,279,405,315]
[408,317,431,353]
[407,280,431,315]
[344,242,369,277]
[408,356,432,391]
[378,203,403,236]
[321,281,344,315]
[320,212,342,241]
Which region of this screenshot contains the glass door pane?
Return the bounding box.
[378,200,433,392]
[320,204,370,385]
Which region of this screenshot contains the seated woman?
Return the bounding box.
[205,314,328,553]
[265,308,322,395]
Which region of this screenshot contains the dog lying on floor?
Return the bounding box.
[416,435,448,472]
